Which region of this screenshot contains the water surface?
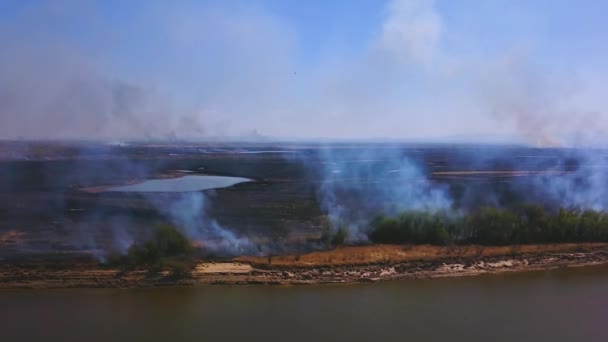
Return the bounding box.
[1,265,607,341]
[106,175,251,192]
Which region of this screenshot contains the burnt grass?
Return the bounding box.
[0,141,600,264]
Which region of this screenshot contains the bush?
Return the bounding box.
[369,216,403,244]
[115,224,193,270]
[468,207,521,245]
[331,227,348,246]
[320,223,349,247]
[369,211,455,245]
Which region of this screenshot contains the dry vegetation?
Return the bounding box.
[193,262,253,274]
[234,242,608,267]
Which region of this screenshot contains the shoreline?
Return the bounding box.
[1,244,608,289]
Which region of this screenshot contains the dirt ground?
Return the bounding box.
[193,262,253,274]
[2,243,608,288]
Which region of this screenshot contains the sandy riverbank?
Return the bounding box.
[1,243,608,289]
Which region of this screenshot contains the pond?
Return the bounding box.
[105,175,251,192]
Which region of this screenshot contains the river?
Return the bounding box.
[1,265,607,341]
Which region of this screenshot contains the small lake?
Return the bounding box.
[106,175,251,192]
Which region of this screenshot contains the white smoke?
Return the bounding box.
[379,0,442,64]
[1,0,607,144]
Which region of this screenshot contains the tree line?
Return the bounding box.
[368,205,608,245]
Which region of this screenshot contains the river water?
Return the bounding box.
[1,265,607,341]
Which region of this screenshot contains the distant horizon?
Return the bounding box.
[0,132,529,146]
[0,135,598,149]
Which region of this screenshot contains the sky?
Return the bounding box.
[1,0,608,145]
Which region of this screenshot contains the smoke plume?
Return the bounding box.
[2,0,606,142]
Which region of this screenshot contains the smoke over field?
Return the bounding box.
[1,141,608,262]
[2,1,608,262]
[292,145,608,243]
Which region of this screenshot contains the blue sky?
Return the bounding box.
[1,0,607,144]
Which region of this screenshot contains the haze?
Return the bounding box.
[1,0,607,145]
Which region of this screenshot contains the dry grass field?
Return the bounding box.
[235,243,608,267]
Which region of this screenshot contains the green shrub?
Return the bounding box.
[320,221,349,247]
[116,224,193,270]
[469,207,521,245]
[331,227,348,246]
[369,211,455,245]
